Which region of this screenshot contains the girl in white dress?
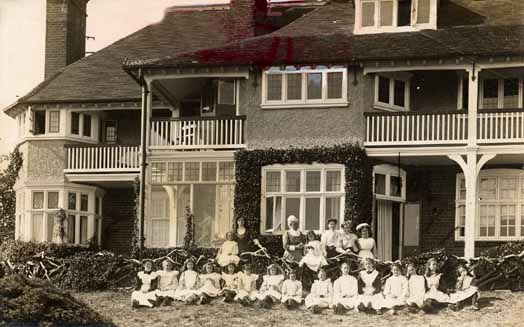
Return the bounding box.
[305,268,333,314]
[281,270,303,309]
[448,264,480,311]
[299,231,328,272]
[216,231,240,267]
[356,258,384,314]
[175,258,201,305]
[257,264,285,308]
[220,263,239,303]
[154,259,179,306]
[405,263,426,312]
[198,262,222,304]
[356,223,376,259]
[131,259,158,308]
[331,262,359,314]
[422,257,450,313]
[382,263,408,314]
[234,264,259,306]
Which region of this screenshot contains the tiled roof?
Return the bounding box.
[127,1,524,69]
[4,7,255,115]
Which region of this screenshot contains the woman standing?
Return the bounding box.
[282,215,306,263]
[233,217,260,254]
[336,220,359,255]
[356,223,377,259]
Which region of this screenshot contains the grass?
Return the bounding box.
[73,290,524,327]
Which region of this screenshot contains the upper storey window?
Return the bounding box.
[262,66,348,108]
[354,0,437,35]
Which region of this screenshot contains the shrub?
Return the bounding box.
[0,274,114,326]
[0,148,23,244]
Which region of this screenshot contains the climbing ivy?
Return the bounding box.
[0,148,23,244]
[234,144,373,236]
[131,177,141,258]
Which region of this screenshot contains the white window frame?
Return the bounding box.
[261,66,348,108]
[218,79,237,106]
[261,164,346,235]
[29,190,61,243]
[69,111,97,141]
[479,77,524,109]
[373,164,406,202]
[354,0,437,35]
[455,169,524,241]
[374,73,411,111]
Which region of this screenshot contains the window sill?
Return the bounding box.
[373,104,408,112]
[262,102,349,109]
[354,24,436,35]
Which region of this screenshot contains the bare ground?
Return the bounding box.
[74,291,524,327]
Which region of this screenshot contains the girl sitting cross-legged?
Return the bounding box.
[356,258,384,314]
[281,270,303,310]
[305,267,333,314]
[131,259,158,308]
[382,263,409,315]
[448,264,480,311]
[331,262,359,315]
[234,264,259,306]
[257,264,285,309]
[220,263,240,303]
[421,257,450,314]
[154,259,179,306]
[174,258,201,305]
[197,262,222,305]
[405,263,426,313]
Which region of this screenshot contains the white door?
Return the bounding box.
[377,199,392,261]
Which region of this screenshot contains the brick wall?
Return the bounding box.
[406,166,508,257]
[45,0,88,79]
[102,188,135,255]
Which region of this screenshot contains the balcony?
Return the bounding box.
[65,144,140,173]
[150,116,246,150]
[364,109,524,147]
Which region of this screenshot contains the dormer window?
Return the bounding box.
[355,0,437,35]
[262,66,348,108]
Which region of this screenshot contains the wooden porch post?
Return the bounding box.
[138,72,150,250]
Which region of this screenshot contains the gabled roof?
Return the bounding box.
[4,6,254,116]
[125,0,524,69]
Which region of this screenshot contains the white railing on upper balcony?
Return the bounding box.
[150,116,246,149]
[477,109,524,144]
[65,145,140,173]
[365,111,469,146]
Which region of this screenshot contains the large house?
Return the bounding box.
[4,0,524,259]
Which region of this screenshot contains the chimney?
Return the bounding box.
[45,0,89,79]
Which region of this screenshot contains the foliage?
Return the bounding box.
[183,206,195,251]
[234,144,373,235]
[0,148,23,244]
[52,209,67,244]
[131,177,141,258]
[0,274,114,326]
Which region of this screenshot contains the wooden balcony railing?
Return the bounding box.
[477,109,524,144]
[65,144,140,173]
[365,111,469,146]
[150,116,246,149]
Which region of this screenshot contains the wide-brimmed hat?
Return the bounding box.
[356,223,371,231]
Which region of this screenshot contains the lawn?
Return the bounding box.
[74,291,524,327]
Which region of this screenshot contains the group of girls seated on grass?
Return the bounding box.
[131,216,480,314]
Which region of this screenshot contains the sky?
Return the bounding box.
[0,0,228,159]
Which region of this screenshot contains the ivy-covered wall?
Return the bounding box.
[234,144,373,238]
[0,148,23,244]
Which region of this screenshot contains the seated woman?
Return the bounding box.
[356,223,377,259]
[448,264,480,311]
[257,264,285,309]
[356,258,384,314]
[131,259,158,308]
[281,270,303,309]
[216,231,240,268]
[282,215,306,263]
[154,259,179,306]
[299,231,328,272]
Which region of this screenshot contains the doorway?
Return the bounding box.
[376,199,402,261]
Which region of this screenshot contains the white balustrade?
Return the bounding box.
[477,111,524,144]
[150,117,246,149]
[365,112,469,146]
[65,145,140,173]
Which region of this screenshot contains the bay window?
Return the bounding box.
[262,66,348,108]
[479,77,523,109]
[261,164,345,234]
[355,0,436,34]
[374,74,411,111]
[30,191,60,243]
[456,169,524,241]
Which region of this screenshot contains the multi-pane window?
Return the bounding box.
[218,80,236,105]
[480,77,523,109]
[151,161,235,184]
[356,0,435,34]
[71,113,80,135]
[262,165,345,234]
[48,111,60,133]
[71,112,95,138]
[65,192,95,245]
[33,111,46,135]
[456,171,524,240]
[262,66,348,107]
[31,191,60,243]
[374,74,410,111]
[104,120,118,143]
[373,164,406,201]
